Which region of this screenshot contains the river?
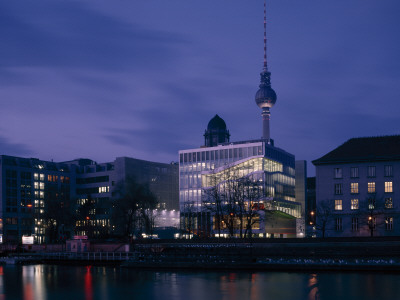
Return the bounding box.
[0,264,399,300]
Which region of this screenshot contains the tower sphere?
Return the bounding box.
[255,70,277,109]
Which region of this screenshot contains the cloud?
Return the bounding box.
[0,135,32,156]
[0,1,189,73]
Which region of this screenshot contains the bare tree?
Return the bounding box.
[202,162,265,238]
[112,177,158,240]
[181,201,197,237]
[359,195,384,237]
[41,183,75,243]
[315,200,334,238]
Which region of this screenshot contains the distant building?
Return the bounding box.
[312,135,400,237]
[0,155,179,244]
[0,156,75,244]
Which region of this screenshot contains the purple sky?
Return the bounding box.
[1,1,399,176]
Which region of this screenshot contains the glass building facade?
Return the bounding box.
[179,140,300,237]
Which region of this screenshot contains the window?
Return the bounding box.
[368,198,375,210]
[384,165,393,177]
[368,182,376,193]
[335,218,343,231]
[350,167,359,178]
[351,218,359,231]
[368,166,376,177]
[386,217,393,231]
[351,199,359,210]
[98,186,109,193]
[334,168,342,178]
[335,200,342,210]
[385,181,393,193]
[350,183,359,194]
[334,184,342,195]
[385,197,393,209]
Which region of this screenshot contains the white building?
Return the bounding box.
[313,135,400,237]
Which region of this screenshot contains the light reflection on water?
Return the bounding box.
[0,265,399,300]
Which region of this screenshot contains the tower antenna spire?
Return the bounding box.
[255,0,277,142]
[263,0,268,71]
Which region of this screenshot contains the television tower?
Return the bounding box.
[255,0,277,142]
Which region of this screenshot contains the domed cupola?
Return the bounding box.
[204,114,230,147]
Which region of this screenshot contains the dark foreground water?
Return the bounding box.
[0,264,399,300]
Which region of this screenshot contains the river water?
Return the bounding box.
[0,264,399,300]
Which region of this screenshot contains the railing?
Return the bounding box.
[42,252,135,261]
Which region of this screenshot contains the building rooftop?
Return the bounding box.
[313,135,400,165]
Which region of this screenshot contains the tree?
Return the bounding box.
[202,162,265,238]
[239,177,264,238]
[112,177,158,239]
[315,200,334,238]
[181,201,197,236]
[360,195,384,237]
[40,183,75,243]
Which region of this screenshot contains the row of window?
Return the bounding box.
[180,146,263,164]
[334,182,393,195]
[335,217,393,231]
[334,165,393,179]
[334,197,393,210]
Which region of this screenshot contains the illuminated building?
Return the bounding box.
[0,155,178,244]
[0,155,74,244]
[313,135,400,237]
[178,1,304,238]
[179,135,300,238]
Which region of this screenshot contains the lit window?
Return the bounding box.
[334,168,342,179]
[351,218,359,231]
[98,186,110,193]
[386,217,393,231]
[335,218,342,231]
[351,199,359,210]
[384,165,393,177]
[368,198,375,210]
[368,166,376,177]
[34,173,39,180]
[385,198,393,209]
[350,183,359,194]
[350,167,359,178]
[368,182,376,193]
[39,174,45,181]
[34,182,39,190]
[334,184,342,195]
[39,182,45,190]
[335,200,342,210]
[385,182,393,193]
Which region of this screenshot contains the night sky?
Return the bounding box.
[1,0,399,176]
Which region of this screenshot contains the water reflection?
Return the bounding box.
[0,265,398,300]
[0,266,4,300]
[22,266,46,300]
[308,274,320,300]
[84,266,93,300]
